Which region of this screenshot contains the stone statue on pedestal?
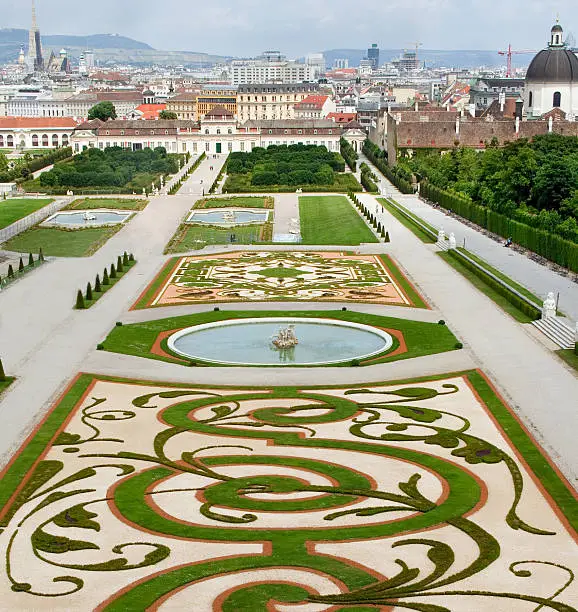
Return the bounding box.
[542,292,556,319]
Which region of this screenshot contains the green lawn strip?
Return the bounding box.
[438,252,533,323]
[2,225,122,257]
[556,349,578,373]
[465,370,578,530]
[164,222,271,254]
[78,260,137,309]
[0,373,94,519]
[299,196,378,245]
[133,257,180,309]
[193,196,273,209]
[456,248,542,306]
[101,309,459,367]
[65,198,148,211]
[0,199,54,229]
[0,378,14,396]
[377,198,436,243]
[379,254,427,309]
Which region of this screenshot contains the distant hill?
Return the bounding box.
[323,48,533,70]
[0,29,227,66]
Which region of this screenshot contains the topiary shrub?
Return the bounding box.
[103,268,110,285]
[350,359,361,367]
[117,256,124,273]
[0,358,5,382]
[123,252,129,266]
[75,289,85,309]
[116,321,123,327]
[19,257,24,272]
[85,282,93,301]
[7,265,14,278]
[384,231,390,242]
[28,253,34,267]
[341,307,347,311]
[38,248,45,262]
[110,263,117,279]
[95,274,101,292]
[438,320,446,325]
[455,342,463,349]
[129,253,135,262]
[96,343,104,350]
[213,307,220,311]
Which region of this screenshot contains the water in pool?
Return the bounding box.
[187,210,268,225]
[44,210,131,226]
[169,319,392,366]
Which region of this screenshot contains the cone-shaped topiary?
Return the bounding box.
[95,274,101,292]
[103,268,110,285]
[19,257,24,272]
[7,264,14,278]
[129,253,135,262]
[86,282,93,301]
[39,247,45,262]
[385,231,390,243]
[75,289,85,309]
[28,252,34,267]
[110,263,117,279]
[123,252,129,266]
[117,256,124,273]
[0,358,5,382]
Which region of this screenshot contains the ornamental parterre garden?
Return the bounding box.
[0,153,577,611]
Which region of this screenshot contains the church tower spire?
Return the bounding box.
[27,0,43,72]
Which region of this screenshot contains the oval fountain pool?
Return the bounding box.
[186,209,269,225]
[43,210,132,227]
[167,318,394,366]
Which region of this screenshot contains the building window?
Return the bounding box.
[62,134,69,145]
[528,91,533,107]
[52,134,59,147]
[314,129,317,134]
[216,129,221,135]
[228,142,233,151]
[205,129,209,135]
[135,131,140,135]
[205,142,210,151]
[165,130,169,135]
[42,134,49,146]
[32,134,39,146]
[553,91,561,108]
[298,130,302,134]
[228,128,232,134]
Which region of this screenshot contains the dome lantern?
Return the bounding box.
[550,19,564,47]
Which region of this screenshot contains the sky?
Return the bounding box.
[2,0,576,57]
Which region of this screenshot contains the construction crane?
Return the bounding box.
[498,45,536,78]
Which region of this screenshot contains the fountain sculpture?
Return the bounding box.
[271,325,299,349]
[222,210,237,223]
[83,211,97,221]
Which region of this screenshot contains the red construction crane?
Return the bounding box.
[498,45,537,77]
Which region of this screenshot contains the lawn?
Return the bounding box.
[165,222,273,253]
[193,196,273,209]
[557,348,578,372]
[1,225,122,257]
[65,198,148,211]
[299,195,378,245]
[377,198,436,243]
[0,198,54,229]
[101,309,459,367]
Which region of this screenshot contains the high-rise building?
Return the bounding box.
[367,43,379,70]
[27,0,43,72]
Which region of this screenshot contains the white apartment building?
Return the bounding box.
[231,52,315,85]
[236,83,320,124]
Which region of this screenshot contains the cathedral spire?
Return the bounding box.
[27,0,43,72]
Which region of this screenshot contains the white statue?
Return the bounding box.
[542,292,556,319]
[83,211,97,221]
[272,325,299,349]
[142,188,146,197]
[448,232,457,249]
[437,228,446,245]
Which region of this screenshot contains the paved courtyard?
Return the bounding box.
[0,154,576,610]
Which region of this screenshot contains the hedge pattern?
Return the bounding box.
[362,140,414,194]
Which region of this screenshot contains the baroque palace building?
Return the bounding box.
[70,107,348,156]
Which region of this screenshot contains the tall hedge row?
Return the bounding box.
[362,140,414,194]
[340,138,358,172]
[421,182,578,273]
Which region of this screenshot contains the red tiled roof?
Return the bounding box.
[134,104,167,120]
[294,95,329,110]
[0,117,79,128]
[327,112,357,123]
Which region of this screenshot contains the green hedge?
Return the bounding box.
[446,249,542,320]
[0,147,73,184]
[363,140,414,194]
[422,182,578,273]
[340,138,358,172]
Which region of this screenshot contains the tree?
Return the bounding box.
[0,358,5,381]
[88,101,117,121]
[95,274,101,292]
[85,282,93,301]
[158,110,178,120]
[75,290,85,309]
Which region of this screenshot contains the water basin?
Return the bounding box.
[186,209,269,226]
[167,317,394,366]
[43,210,132,227]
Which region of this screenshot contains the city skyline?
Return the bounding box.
[2,0,576,57]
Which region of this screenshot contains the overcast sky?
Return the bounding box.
[3,0,576,57]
